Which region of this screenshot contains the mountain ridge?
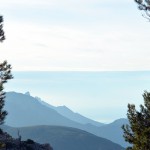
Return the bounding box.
[4,91,128,147]
[1,125,125,150]
[36,97,104,127]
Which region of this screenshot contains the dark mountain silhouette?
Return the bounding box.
[1,125,125,150]
[4,91,128,147]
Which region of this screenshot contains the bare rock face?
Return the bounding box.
[0,129,53,150]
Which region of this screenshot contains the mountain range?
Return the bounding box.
[35,95,104,127]
[1,125,125,150]
[4,91,128,148]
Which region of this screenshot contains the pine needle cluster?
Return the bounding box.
[122,91,150,150]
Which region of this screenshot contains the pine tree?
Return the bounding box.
[0,61,13,125]
[0,16,13,125]
[135,0,150,20]
[0,16,5,42]
[122,91,150,150]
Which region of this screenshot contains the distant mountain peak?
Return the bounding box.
[35,96,42,101]
[57,105,72,111]
[109,118,128,126]
[25,91,30,96]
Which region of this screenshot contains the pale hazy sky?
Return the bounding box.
[5,71,150,123]
[0,0,150,71]
[1,1,150,123]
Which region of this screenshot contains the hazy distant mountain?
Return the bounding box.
[35,96,55,109]
[25,91,31,96]
[4,92,81,127]
[36,97,104,127]
[56,106,104,126]
[98,118,129,148]
[4,91,128,147]
[36,96,129,147]
[2,125,125,150]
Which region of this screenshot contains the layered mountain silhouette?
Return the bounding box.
[1,125,125,150]
[4,92,128,147]
[5,92,80,127]
[36,96,104,127]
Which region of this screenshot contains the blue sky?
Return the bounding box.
[1,0,150,123]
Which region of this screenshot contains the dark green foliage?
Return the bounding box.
[122,91,150,150]
[26,139,35,144]
[0,128,3,134]
[135,0,150,20]
[0,61,13,125]
[0,16,5,42]
[0,16,13,125]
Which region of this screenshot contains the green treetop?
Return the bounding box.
[122,91,150,150]
[0,16,13,125]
